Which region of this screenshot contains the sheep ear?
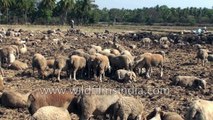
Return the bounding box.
[28,94,35,102]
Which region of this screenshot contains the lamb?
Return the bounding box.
[196,48,209,66]
[32,53,47,79]
[78,88,122,120]
[110,96,146,120]
[134,53,164,78]
[8,60,28,70]
[69,55,86,80]
[93,54,111,82]
[27,89,77,115]
[19,44,27,54]
[185,99,213,120]
[53,55,69,81]
[115,69,137,83]
[1,90,29,108]
[171,75,206,90]
[0,75,4,91]
[32,106,71,120]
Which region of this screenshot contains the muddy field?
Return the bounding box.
[0,26,212,120]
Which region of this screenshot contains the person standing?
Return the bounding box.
[71,19,74,29]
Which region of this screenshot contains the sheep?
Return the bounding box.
[161,111,184,120]
[149,107,162,120]
[147,107,183,120]
[10,45,19,58]
[27,89,77,115]
[32,106,71,120]
[133,53,164,78]
[185,99,213,120]
[69,55,86,80]
[110,49,120,55]
[19,44,27,54]
[110,96,146,120]
[78,88,122,120]
[115,69,137,83]
[8,60,28,70]
[0,75,4,91]
[0,46,16,66]
[53,55,69,81]
[46,59,55,69]
[141,37,152,47]
[93,54,111,82]
[108,54,132,74]
[207,54,213,62]
[196,48,209,66]
[91,45,102,52]
[32,53,47,79]
[171,75,206,90]
[1,90,29,108]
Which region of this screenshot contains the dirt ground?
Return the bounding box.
[0,27,212,120]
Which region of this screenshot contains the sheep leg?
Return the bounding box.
[146,68,151,78]
[99,73,103,82]
[57,69,61,81]
[160,67,163,78]
[69,69,72,80]
[73,69,77,81]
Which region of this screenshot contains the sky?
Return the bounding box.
[95,0,213,9]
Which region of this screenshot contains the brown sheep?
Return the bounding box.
[110,96,146,120]
[93,54,111,82]
[69,55,86,80]
[196,48,209,66]
[53,55,69,81]
[0,75,4,91]
[46,59,55,69]
[1,90,29,108]
[32,53,47,79]
[8,60,28,70]
[134,53,164,78]
[32,106,71,120]
[78,88,122,120]
[0,46,16,66]
[27,89,77,115]
[185,99,213,120]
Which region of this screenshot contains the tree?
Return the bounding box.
[15,0,36,23]
[56,0,75,24]
[0,0,15,23]
[37,0,56,23]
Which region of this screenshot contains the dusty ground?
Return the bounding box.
[0,26,212,120]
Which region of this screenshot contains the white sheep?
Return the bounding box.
[53,55,69,81]
[32,106,71,120]
[196,48,209,66]
[172,75,207,90]
[19,44,27,54]
[115,69,137,83]
[186,99,213,120]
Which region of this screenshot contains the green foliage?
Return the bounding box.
[0,1,212,25]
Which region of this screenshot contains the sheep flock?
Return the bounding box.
[0,27,212,120]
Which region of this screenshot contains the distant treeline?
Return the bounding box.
[0,0,213,25]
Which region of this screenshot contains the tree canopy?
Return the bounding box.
[0,0,212,25]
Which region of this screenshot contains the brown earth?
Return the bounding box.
[0,29,212,120]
